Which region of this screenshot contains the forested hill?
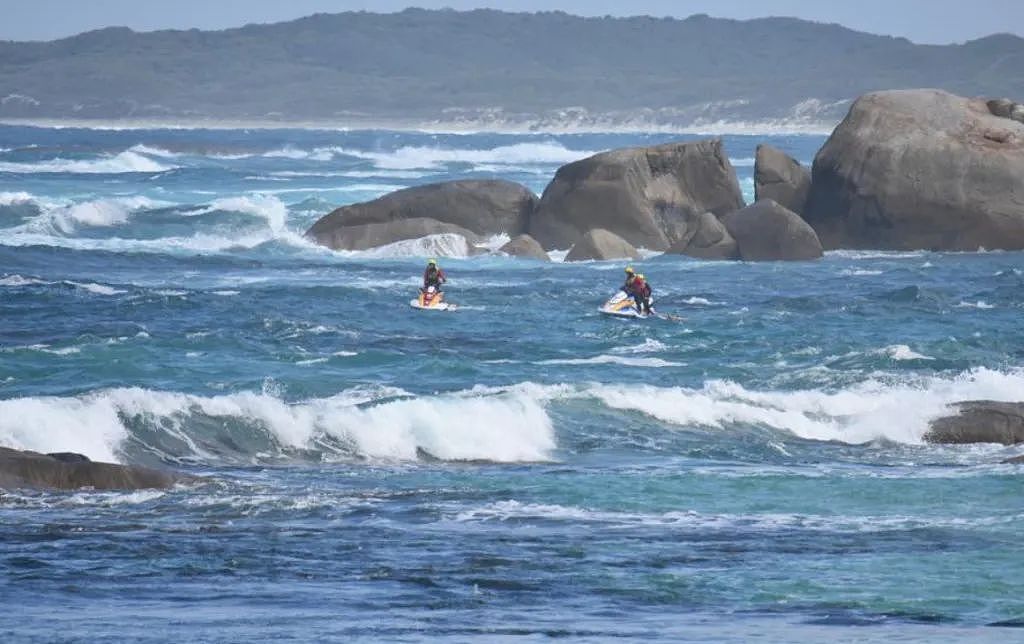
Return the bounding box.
[1,8,1022,126]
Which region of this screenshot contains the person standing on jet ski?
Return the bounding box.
[423,258,446,291]
[624,268,653,315]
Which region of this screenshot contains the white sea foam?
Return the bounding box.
[335,141,594,171]
[878,345,934,361]
[0,385,556,464]
[197,195,288,233]
[12,195,165,235]
[128,144,182,158]
[0,275,124,294]
[682,297,716,306]
[577,367,1024,444]
[0,191,36,206]
[452,500,1022,532]
[0,150,173,174]
[357,233,477,259]
[538,355,683,368]
[65,281,127,295]
[610,338,669,354]
[6,369,1020,464]
[956,300,995,310]
[0,274,47,287]
[839,269,884,276]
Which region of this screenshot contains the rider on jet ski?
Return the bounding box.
[423,259,447,291]
[623,267,652,315]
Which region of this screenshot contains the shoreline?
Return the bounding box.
[0,116,838,136]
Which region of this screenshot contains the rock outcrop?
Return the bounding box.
[564,229,641,262]
[665,211,738,260]
[754,144,811,215]
[499,234,550,261]
[529,139,745,251]
[722,200,823,261]
[307,217,480,252]
[925,401,1024,445]
[805,89,1024,251]
[987,98,1024,124]
[0,447,186,491]
[306,180,537,250]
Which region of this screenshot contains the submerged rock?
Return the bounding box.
[564,228,641,262]
[305,179,537,250]
[0,447,186,491]
[498,234,550,261]
[754,144,811,215]
[530,139,744,251]
[722,200,823,261]
[805,89,1024,250]
[925,401,1024,445]
[306,217,480,252]
[665,211,738,260]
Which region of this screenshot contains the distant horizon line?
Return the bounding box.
[4,7,1022,47]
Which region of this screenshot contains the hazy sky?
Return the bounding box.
[3,0,1022,44]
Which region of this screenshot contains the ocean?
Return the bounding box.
[1,124,1022,642]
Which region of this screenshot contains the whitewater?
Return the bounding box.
[1,124,1023,642]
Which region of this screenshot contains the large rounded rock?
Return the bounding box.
[805,90,1024,250]
[665,212,738,260]
[925,401,1024,445]
[0,447,186,491]
[306,217,479,251]
[306,180,537,243]
[565,229,641,262]
[988,98,1015,119]
[754,144,810,215]
[530,139,744,251]
[499,234,550,261]
[722,200,823,261]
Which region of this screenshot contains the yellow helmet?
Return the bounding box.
[637,274,645,280]
[428,258,437,266]
[625,266,635,274]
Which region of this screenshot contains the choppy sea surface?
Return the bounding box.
[1,125,1023,642]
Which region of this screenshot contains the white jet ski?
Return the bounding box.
[410,285,457,311]
[598,290,654,319]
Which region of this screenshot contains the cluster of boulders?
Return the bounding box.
[0,447,189,491]
[306,89,1024,261]
[987,98,1024,125]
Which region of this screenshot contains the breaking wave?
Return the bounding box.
[4,368,1022,467]
[0,385,556,465]
[0,150,174,174]
[333,141,594,170]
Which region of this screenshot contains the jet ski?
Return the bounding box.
[598,290,654,319]
[410,285,456,311]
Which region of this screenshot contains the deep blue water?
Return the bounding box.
[1,125,1023,642]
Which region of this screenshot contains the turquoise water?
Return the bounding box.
[1,125,1023,642]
